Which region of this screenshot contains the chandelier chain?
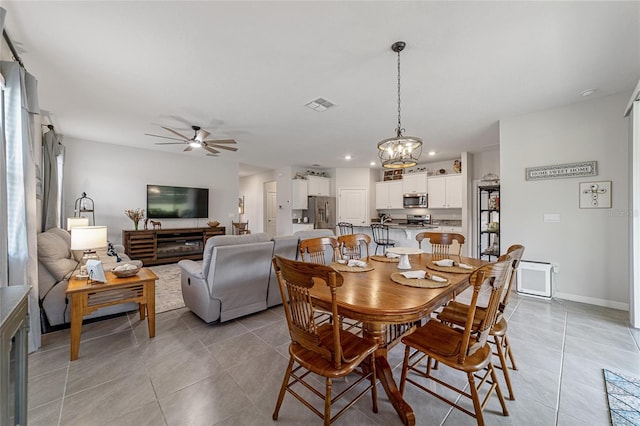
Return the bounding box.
[396,48,403,136]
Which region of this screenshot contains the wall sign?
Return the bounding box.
[525,161,597,181]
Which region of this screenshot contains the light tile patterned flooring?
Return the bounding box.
[28,291,639,425]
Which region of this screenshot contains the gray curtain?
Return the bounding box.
[42,128,64,230]
[1,58,42,352]
[0,8,7,287]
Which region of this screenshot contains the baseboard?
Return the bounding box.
[554,292,629,311]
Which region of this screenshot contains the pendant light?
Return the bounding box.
[377,41,423,169]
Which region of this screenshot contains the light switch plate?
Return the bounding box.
[543,213,560,223]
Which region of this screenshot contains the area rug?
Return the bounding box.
[149,263,186,313]
[604,369,640,425]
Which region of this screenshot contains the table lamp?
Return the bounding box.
[70,226,107,276]
[66,217,89,231]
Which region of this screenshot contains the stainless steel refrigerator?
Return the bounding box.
[306,196,336,229]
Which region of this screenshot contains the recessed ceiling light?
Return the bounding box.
[345,155,351,160]
[580,88,597,97]
[428,151,436,156]
[370,162,376,166]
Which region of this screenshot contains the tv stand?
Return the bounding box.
[122,226,225,265]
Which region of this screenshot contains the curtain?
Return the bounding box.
[42,127,64,230]
[0,8,7,287]
[1,58,42,352]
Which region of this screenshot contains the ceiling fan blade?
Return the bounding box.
[206,153,220,157]
[203,146,220,155]
[183,146,193,152]
[195,129,210,142]
[145,133,186,142]
[207,144,238,152]
[161,126,190,141]
[202,139,237,144]
[155,142,188,145]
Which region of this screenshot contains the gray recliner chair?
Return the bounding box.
[267,235,300,307]
[179,233,274,323]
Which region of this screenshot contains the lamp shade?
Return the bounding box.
[66,217,90,231]
[70,226,107,251]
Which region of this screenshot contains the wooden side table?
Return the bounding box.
[65,268,158,361]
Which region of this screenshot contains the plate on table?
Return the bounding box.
[426,261,477,274]
[390,272,450,288]
[371,255,400,263]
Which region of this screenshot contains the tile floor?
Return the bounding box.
[27,292,639,426]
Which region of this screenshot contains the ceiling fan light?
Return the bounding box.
[189,141,202,148]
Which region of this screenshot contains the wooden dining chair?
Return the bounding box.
[415,232,465,257]
[437,244,525,400]
[232,221,250,235]
[271,256,378,425]
[337,222,354,236]
[299,236,341,265]
[337,233,371,260]
[399,256,512,426]
[370,224,396,255]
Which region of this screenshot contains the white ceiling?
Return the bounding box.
[3,1,639,176]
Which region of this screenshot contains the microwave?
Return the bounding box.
[403,193,428,208]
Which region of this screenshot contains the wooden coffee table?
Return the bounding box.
[65,267,158,361]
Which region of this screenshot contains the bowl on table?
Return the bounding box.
[112,264,140,278]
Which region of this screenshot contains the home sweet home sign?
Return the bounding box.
[525,161,597,181]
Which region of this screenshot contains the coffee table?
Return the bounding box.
[65,267,158,361]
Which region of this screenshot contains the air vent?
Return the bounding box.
[305,97,335,112]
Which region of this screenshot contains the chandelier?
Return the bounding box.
[378,41,422,169]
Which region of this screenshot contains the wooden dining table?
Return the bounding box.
[309,253,488,426]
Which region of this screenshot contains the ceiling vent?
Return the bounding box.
[305,97,335,112]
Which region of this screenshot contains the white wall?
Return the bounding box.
[500,92,631,309]
[471,147,499,180]
[63,138,239,244]
[239,170,276,234]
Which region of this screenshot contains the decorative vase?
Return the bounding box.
[134,221,139,230]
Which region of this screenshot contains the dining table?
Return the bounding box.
[309,252,488,426]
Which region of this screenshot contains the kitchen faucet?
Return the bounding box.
[380,214,393,224]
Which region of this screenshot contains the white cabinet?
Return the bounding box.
[428,175,462,208]
[292,179,308,209]
[402,173,427,194]
[307,176,330,196]
[375,181,403,210]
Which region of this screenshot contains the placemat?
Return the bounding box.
[426,262,477,274]
[390,272,450,288]
[370,255,399,263]
[331,262,375,272]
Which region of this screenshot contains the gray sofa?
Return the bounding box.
[179,231,331,323]
[37,227,142,327]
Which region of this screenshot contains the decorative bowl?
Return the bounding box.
[112,264,140,278]
[207,221,220,227]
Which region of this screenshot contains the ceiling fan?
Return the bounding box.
[145,125,238,156]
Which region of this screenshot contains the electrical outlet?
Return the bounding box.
[552,263,559,273]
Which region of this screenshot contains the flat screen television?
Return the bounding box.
[147,185,209,219]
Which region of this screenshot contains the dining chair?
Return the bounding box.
[399,256,512,426]
[271,255,378,425]
[370,224,396,255]
[232,221,250,235]
[337,222,354,236]
[437,244,525,400]
[299,236,340,265]
[337,233,371,260]
[415,232,465,256]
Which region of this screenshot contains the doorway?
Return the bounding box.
[264,181,277,238]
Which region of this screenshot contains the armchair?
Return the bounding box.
[179,233,274,323]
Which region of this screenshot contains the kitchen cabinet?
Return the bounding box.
[428,175,462,208]
[306,176,330,196]
[402,172,427,194]
[376,181,403,210]
[478,185,500,260]
[292,179,308,209]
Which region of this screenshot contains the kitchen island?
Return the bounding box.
[352,221,463,252]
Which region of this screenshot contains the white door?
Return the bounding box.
[339,188,367,226]
[265,183,277,238]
